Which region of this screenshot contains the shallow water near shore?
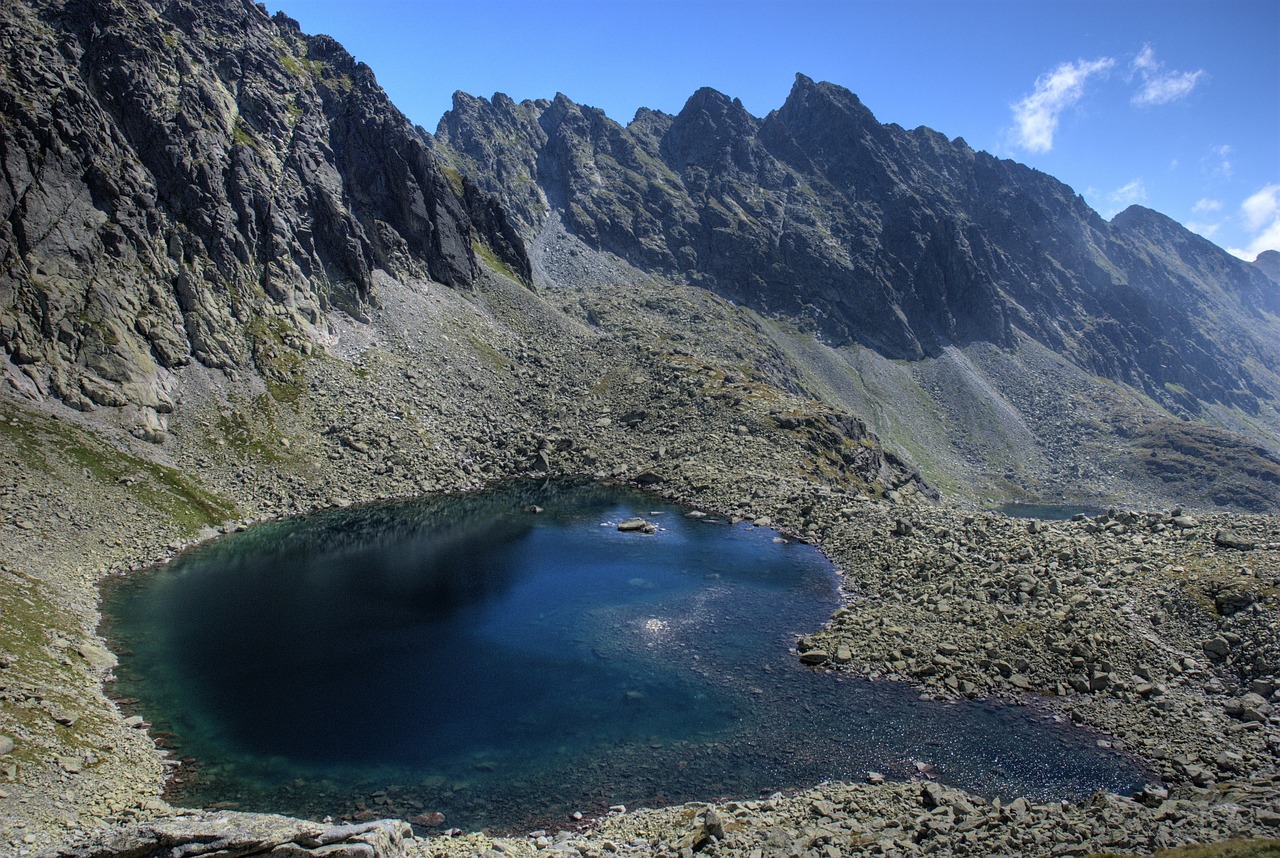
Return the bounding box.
[102,480,1150,832]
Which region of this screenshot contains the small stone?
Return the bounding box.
[800,650,831,665]
[866,771,886,784]
[0,736,13,756]
[752,516,772,527]
[59,756,82,774]
[1170,515,1199,529]
[834,645,853,664]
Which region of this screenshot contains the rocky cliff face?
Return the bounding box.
[435,75,1280,422]
[0,0,529,438]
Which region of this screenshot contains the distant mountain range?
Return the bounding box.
[2,0,1278,508]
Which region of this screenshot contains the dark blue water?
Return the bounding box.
[102,481,1150,832]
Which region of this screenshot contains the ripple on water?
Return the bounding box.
[101,480,1151,832]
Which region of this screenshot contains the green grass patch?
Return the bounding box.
[246,315,308,404]
[0,400,238,533]
[441,165,465,198]
[471,238,523,284]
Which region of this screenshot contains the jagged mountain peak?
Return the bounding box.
[437,74,1280,426]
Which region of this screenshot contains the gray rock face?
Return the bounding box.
[435,74,1280,419]
[0,0,528,429]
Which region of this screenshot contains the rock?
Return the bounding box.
[76,642,117,671]
[1225,693,1273,722]
[866,771,886,785]
[834,645,853,664]
[42,814,413,858]
[1215,588,1255,615]
[0,736,13,756]
[407,812,445,827]
[799,650,831,665]
[1171,515,1199,529]
[893,518,913,537]
[1214,529,1256,550]
[1203,636,1231,659]
[617,518,656,534]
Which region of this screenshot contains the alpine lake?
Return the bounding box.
[100,480,1151,833]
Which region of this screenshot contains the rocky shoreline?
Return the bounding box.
[1,266,1278,858]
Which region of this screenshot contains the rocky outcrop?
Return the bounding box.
[435,74,1280,421]
[0,0,528,437]
[40,812,412,858]
[1256,249,1280,284]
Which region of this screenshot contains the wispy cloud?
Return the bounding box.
[1131,45,1205,106]
[1185,221,1221,239]
[1206,144,1234,179]
[1192,198,1223,214]
[1011,57,1115,153]
[1109,179,1147,209]
[1227,184,1280,260]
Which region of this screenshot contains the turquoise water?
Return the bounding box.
[102,480,1150,832]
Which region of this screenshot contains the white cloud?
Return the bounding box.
[1130,44,1205,106]
[1203,144,1233,179]
[1192,198,1223,214]
[1108,179,1148,209]
[1011,57,1116,153]
[1242,184,1280,231]
[1227,184,1280,260]
[1185,220,1221,239]
[1099,179,1147,217]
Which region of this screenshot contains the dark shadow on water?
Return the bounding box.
[101,480,1153,833]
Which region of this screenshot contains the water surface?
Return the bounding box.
[997,503,1106,520]
[103,480,1149,831]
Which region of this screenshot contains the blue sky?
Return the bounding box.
[269,0,1280,261]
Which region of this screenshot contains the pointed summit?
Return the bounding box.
[778,73,878,128]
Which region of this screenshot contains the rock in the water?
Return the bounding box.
[617,518,656,534]
[799,650,831,665]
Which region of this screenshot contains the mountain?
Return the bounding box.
[434,76,1280,508]
[436,75,1280,415]
[0,0,528,437]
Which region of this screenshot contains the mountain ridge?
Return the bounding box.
[434,73,1280,420]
